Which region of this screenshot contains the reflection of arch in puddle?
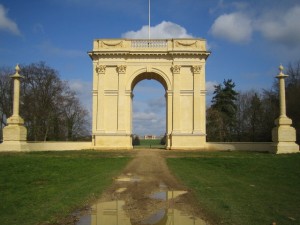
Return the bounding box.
[150,190,188,201]
[91,200,131,225]
[142,208,168,225]
[143,208,208,225]
[145,190,208,225]
[76,191,209,225]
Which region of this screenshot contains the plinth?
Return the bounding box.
[272,116,299,153]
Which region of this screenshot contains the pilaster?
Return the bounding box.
[96,63,106,133]
[192,65,202,134]
[117,65,127,133]
[172,65,181,133]
[166,90,173,149]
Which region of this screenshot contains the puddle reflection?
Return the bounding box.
[143,208,208,225]
[150,190,187,201]
[76,190,208,225]
[76,200,131,225]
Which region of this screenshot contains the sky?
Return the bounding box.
[1,0,300,136]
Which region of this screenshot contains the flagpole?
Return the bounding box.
[148,0,151,40]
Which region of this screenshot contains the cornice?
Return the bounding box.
[89,51,210,59]
[89,39,211,60]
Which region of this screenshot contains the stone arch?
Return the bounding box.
[88,38,210,150]
[126,67,171,92]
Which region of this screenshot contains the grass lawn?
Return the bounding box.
[0,151,132,225]
[166,151,300,225]
[135,139,164,149]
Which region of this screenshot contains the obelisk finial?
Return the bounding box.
[15,64,20,73]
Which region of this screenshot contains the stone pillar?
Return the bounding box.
[192,65,202,134]
[166,90,173,149]
[272,65,299,154]
[172,65,181,133]
[2,65,28,151]
[117,65,127,133]
[95,64,106,133]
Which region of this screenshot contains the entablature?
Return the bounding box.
[88,38,210,60]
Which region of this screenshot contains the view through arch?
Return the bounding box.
[132,78,166,148]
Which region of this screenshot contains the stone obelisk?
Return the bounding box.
[2,65,28,149]
[272,65,299,154]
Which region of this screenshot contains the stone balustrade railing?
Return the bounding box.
[131,40,168,48]
[92,39,208,53]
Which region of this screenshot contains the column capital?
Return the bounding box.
[171,65,181,74]
[192,65,202,74]
[96,64,106,74]
[117,65,127,74]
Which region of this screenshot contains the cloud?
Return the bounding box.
[149,97,165,112]
[133,112,165,136]
[210,12,253,43]
[256,5,300,48]
[122,21,193,39]
[210,4,300,49]
[133,112,157,121]
[206,81,218,95]
[68,80,92,115]
[33,23,45,34]
[0,4,21,35]
[37,41,85,58]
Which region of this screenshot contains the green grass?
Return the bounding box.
[0,151,131,225]
[167,151,300,225]
[134,139,164,149]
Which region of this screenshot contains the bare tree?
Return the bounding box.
[0,62,90,141]
[60,90,90,141]
[20,62,65,141]
[0,67,13,140]
[286,61,300,144]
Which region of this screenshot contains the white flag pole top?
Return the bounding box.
[148,0,151,40]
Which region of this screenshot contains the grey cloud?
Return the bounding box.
[0,4,21,36]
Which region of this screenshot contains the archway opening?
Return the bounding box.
[131,73,166,149]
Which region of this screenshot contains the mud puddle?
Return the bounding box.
[73,150,210,225]
[76,174,208,225]
[76,188,208,225]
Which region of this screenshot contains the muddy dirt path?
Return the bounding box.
[76,150,209,225]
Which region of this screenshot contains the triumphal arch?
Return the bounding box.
[89,39,210,150]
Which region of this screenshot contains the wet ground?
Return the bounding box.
[74,150,210,225]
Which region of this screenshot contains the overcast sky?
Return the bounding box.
[1,0,300,136]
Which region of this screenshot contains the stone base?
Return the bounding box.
[271,142,299,154]
[168,133,206,150]
[3,124,27,141]
[0,141,29,151]
[92,134,133,150]
[272,116,299,154]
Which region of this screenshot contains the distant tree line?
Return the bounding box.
[0,62,90,141]
[207,61,300,144]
